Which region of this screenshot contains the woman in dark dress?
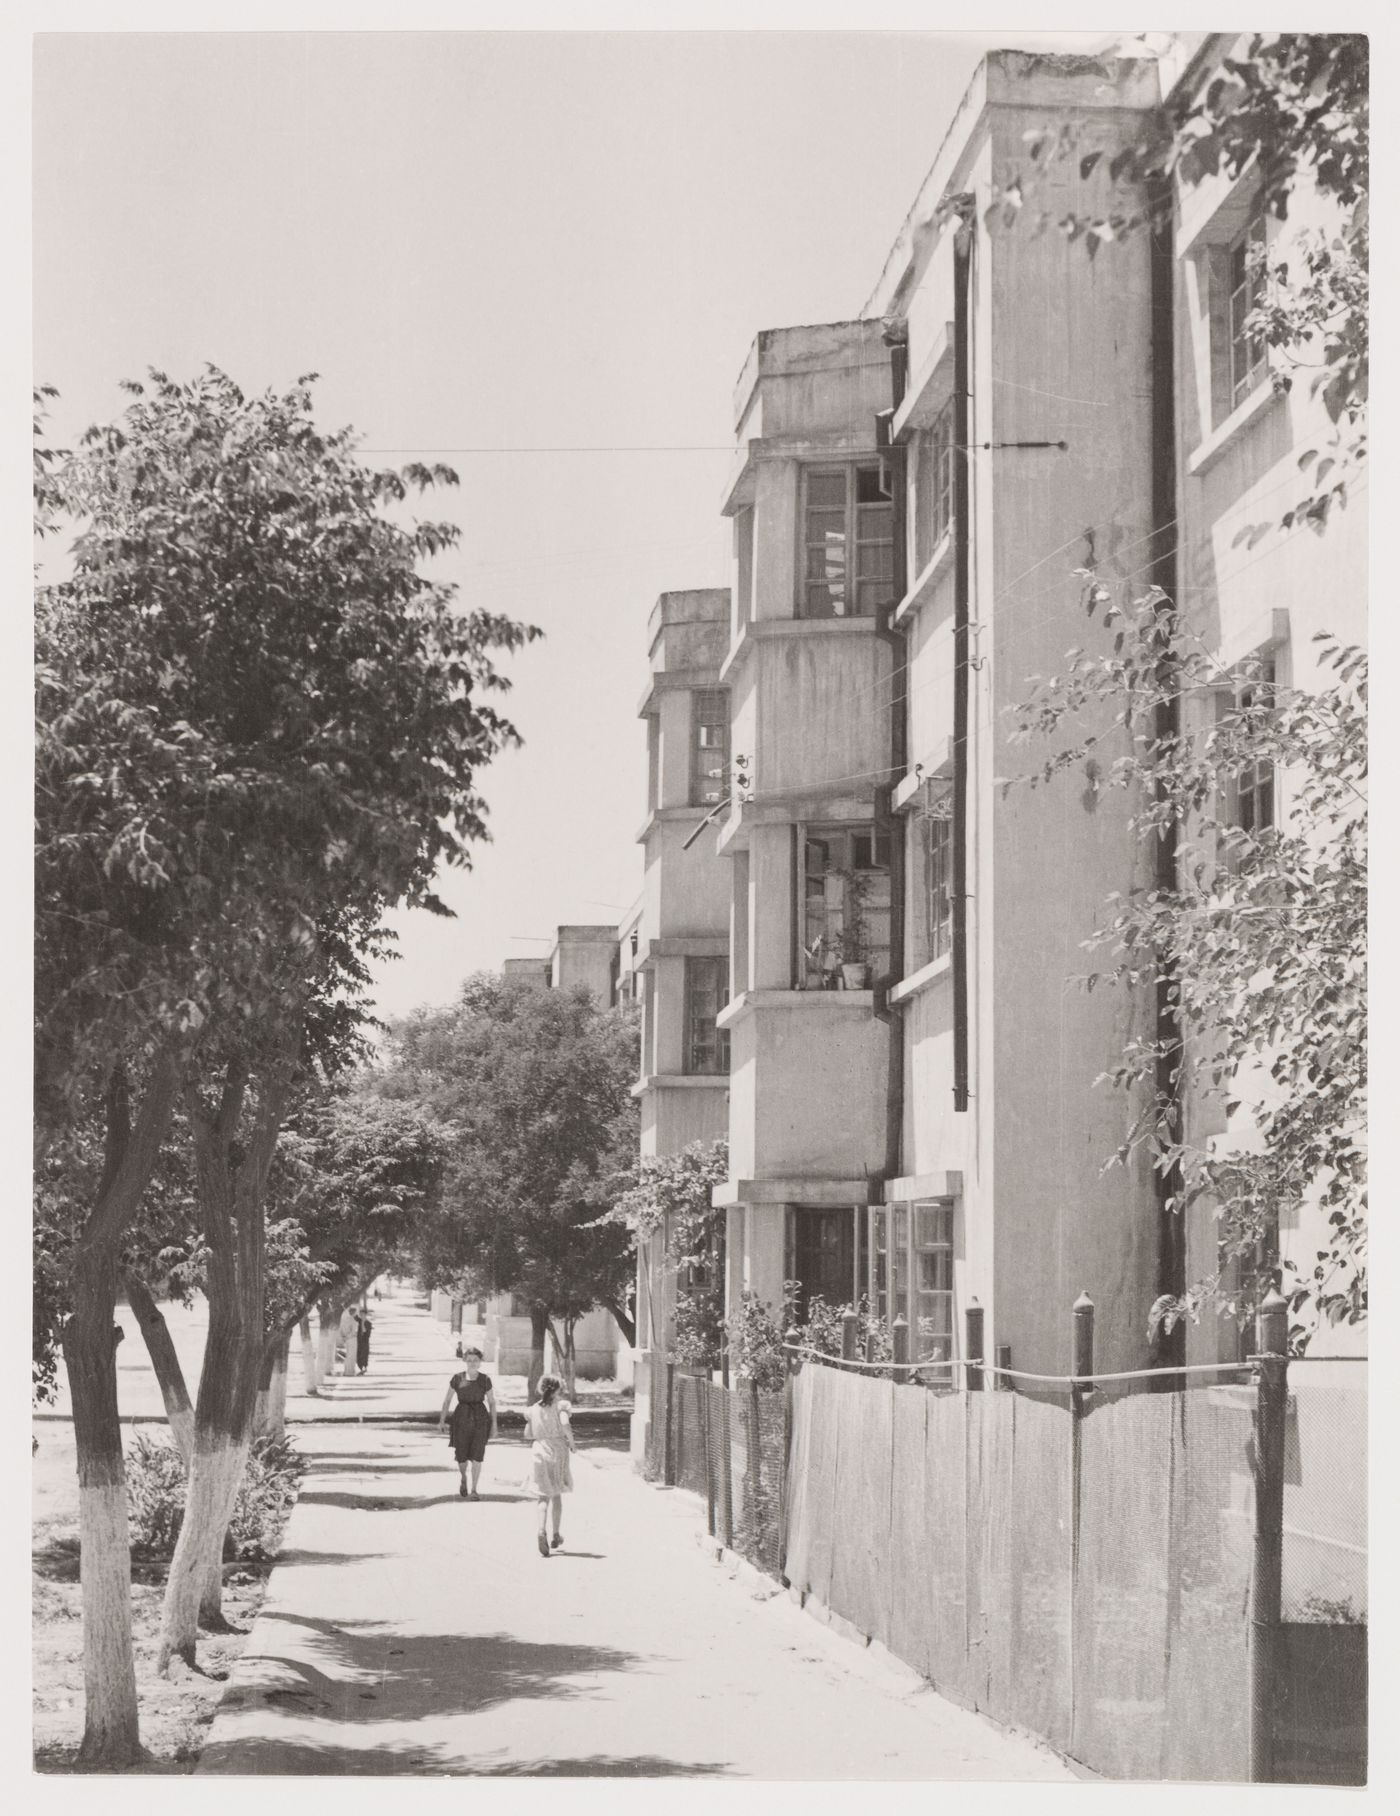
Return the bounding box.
[356,1311,373,1374]
[438,1347,497,1499]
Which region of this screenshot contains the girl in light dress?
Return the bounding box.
[527,1374,575,1556]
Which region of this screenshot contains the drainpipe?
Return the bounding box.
[951,203,974,1114]
[1149,179,1185,1372]
[874,326,909,1199]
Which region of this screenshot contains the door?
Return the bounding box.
[789,1206,856,1321]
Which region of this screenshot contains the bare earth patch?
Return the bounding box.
[32,1421,269,1773]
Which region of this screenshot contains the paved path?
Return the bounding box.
[197,1300,1074,1779]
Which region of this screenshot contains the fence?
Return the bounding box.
[640,1294,1366,1786]
[781,1298,1366,1785]
[639,1356,786,1579]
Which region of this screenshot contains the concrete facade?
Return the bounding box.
[631,36,1365,1385]
[632,590,733,1416]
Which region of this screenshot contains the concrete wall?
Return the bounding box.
[724,995,888,1184]
[978,97,1163,1376]
[550,925,617,1002]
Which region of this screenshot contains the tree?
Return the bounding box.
[36,367,535,1756]
[999,36,1367,1348]
[602,1140,729,1368]
[379,975,639,1393]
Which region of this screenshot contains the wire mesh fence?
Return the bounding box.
[636,1356,786,1579]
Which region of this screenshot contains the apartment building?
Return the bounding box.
[631,589,733,1379]
[633,35,1365,1392]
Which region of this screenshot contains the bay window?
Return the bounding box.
[801,462,894,619]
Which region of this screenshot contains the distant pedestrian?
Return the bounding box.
[356,1310,373,1374]
[439,1347,497,1499]
[527,1373,574,1556]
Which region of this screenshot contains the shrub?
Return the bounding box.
[226,1435,306,1561]
[126,1431,189,1555]
[125,1431,306,1561]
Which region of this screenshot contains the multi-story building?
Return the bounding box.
[633,35,1365,1395]
[631,590,733,1393]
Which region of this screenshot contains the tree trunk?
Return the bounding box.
[124,1274,194,1466]
[268,1331,291,1438]
[253,1335,290,1441]
[63,1049,184,1765]
[159,1055,287,1673]
[251,1341,277,1441]
[316,1300,339,1385]
[299,1315,318,1394]
[527,1303,548,1403]
[64,1243,143,1767]
[603,1295,636,1348]
[563,1315,578,1398]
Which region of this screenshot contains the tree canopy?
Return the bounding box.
[377,974,639,1338]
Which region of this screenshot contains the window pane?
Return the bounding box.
[685,956,729,1074]
[808,471,846,510]
[855,463,888,504]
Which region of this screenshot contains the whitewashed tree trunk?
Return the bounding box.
[299,1316,319,1394]
[316,1303,338,1385]
[76,1478,143,1762]
[268,1333,290,1437]
[124,1276,195,1468]
[162,1430,250,1665]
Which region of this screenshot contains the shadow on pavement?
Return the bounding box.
[221,1615,653,1729]
[297,1489,467,1513]
[274,1549,393,1571]
[201,1737,731,1776]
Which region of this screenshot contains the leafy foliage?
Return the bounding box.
[376,975,640,1334]
[36,365,538,1134]
[1010,594,1366,1344]
[126,1431,305,1559]
[603,1139,728,1368]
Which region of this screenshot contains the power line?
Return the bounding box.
[358,444,734,455]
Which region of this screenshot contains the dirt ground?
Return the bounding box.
[32,1421,270,1773]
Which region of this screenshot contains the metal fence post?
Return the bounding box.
[965,1300,984,1392]
[1069,1292,1094,1757]
[664,1359,676,1487]
[782,1328,801,1567]
[891,1314,910,1380]
[701,1379,716,1538]
[1250,1288,1288,1784]
[841,1310,859,1363]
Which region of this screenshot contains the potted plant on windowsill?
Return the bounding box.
[831,869,872,990]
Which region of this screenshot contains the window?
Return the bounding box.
[867,1201,955,1375]
[683,957,729,1075]
[912,1201,954,1365]
[801,463,894,618]
[912,784,953,968]
[1221,657,1276,865]
[801,826,892,987]
[1228,212,1267,411]
[689,689,729,806]
[869,1207,889,1322]
[913,402,955,572]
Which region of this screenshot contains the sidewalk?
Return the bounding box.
[196,1300,1075,1779]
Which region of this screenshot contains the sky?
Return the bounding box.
[32,26,1114,1024]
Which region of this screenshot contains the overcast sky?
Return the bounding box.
[33,28,1112,1023]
